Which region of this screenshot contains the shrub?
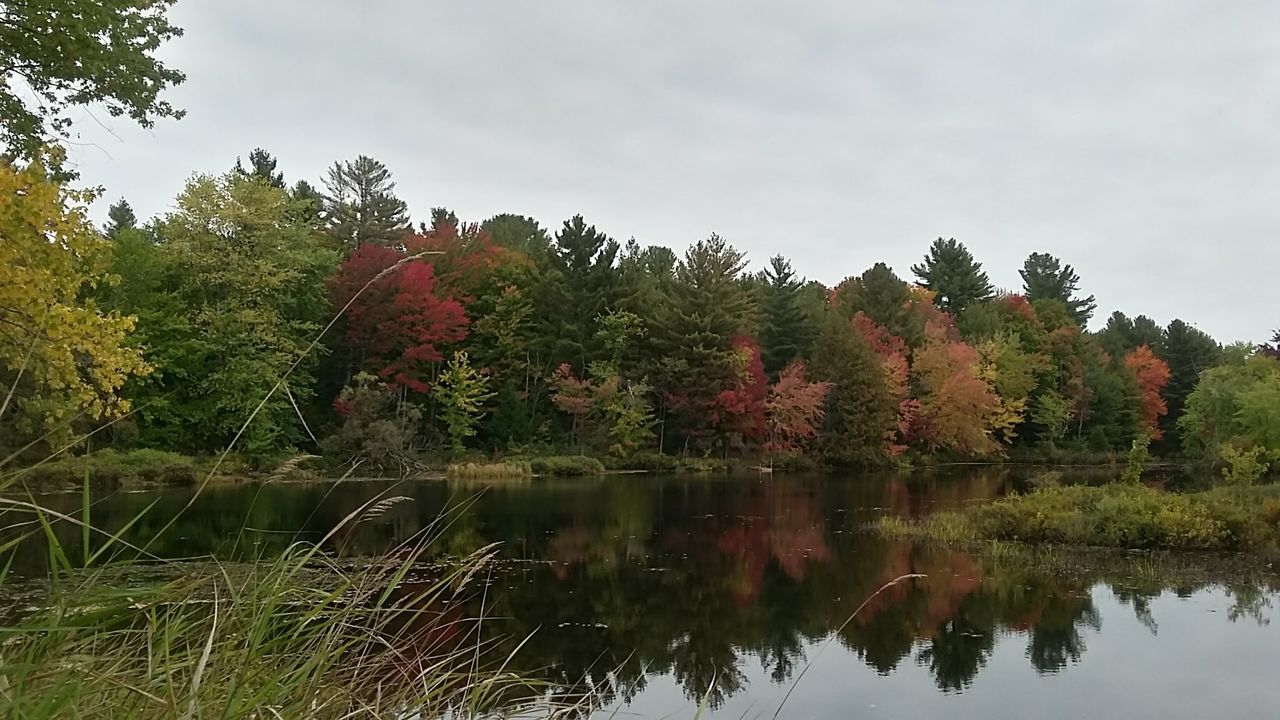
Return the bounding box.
[446,461,532,479]
[527,455,606,476]
[19,449,199,487]
[1219,444,1270,486]
[676,457,729,474]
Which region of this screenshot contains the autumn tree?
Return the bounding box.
[809,314,898,464]
[852,313,913,454]
[911,237,994,314]
[832,263,922,347]
[975,332,1044,445]
[322,155,411,249]
[549,363,597,449]
[910,328,1001,456]
[329,245,469,393]
[1020,252,1097,325]
[433,351,493,453]
[1123,345,1171,440]
[0,154,149,444]
[764,362,831,454]
[0,0,185,171]
[708,337,768,447]
[759,256,818,376]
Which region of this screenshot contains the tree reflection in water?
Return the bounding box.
[7,467,1277,712]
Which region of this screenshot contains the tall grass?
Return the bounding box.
[0,493,549,719]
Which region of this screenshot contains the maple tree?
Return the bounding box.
[0,154,149,440]
[330,245,469,393]
[911,327,1001,456]
[764,362,831,454]
[1124,345,1172,440]
[708,337,768,444]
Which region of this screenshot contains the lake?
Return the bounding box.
[9,467,1280,718]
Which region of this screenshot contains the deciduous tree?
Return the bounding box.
[1123,345,1171,440]
[0,0,185,171]
[0,154,149,441]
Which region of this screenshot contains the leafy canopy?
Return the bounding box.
[0,0,185,172]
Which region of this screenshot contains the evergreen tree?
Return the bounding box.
[289,179,325,227]
[1019,252,1097,325]
[1096,311,1164,359]
[1158,319,1222,443]
[104,198,137,238]
[809,313,897,465]
[759,255,817,376]
[538,215,620,369]
[910,237,993,314]
[653,234,756,445]
[483,213,551,258]
[833,263,922,347]
[234,147,285,188]
[322,155,410,249]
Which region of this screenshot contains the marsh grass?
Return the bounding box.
[447,461,533,480]
[0,490,554,719]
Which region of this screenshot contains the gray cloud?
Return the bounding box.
[68,0,1279,343]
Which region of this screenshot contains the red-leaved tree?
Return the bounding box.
[1123,344,1171,439]
[852,312,915,455]
[764,361,831,453]
[330,245,469,393]
[709,336,768,442]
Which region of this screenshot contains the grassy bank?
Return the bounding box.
[876,482,1280,555]
[0,504,548,718]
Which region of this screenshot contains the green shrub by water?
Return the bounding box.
[447,460,533,479]
[878,483,1280,554]
[16,449,202,487]
[527,455,606,476]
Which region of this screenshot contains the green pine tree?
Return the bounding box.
[1020,252,1097,325]
[759,255,817,376]
[104,198,137,238]
[809,312,897,465]
[910,237,994,314]
[321,155,410,249]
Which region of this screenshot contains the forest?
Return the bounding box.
[5,148,1279,474]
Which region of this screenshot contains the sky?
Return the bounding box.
[66,0,1279,343]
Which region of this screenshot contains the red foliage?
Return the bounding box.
[1124,345,1171,439]
[764,361,832,453]
[1001,294,1039,323]
[330,245,470,393]
[402,221,510,299]
[709,337,768,440]
[852,313,914,455]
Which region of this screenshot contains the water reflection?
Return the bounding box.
[5,468,1279,715]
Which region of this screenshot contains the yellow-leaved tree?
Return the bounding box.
[0,153,149,447]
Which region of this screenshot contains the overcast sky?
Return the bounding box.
[67,0,1278,343]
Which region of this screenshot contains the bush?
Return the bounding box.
[446,461,532,479]
[601,452,678,473]
[19,449,200,487]
[527,455,606,476]
[676,457,729,474]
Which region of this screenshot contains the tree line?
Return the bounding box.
[4,149,1278,469]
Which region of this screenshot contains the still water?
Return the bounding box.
[11,468,1280,718]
